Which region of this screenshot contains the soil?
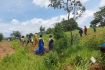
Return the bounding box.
[63,63,105,70]
[0,41,15,58]
[90,63,105,70]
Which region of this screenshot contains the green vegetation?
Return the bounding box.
[0,33,3,42]
[0,27,105,70]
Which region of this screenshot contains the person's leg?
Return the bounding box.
[80,34,82,37]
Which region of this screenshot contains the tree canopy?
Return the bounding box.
[48,0,86,45]
[61,18,78,31]
[0,33,3,42]
[10,31,21,37]
[46,28,54,34]
[90,6,105,27]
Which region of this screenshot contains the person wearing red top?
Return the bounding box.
[84,26,87,35]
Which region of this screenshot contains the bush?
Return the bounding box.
[43,51,59,70]
[0,33,3,42]
[99,53,105,67]
[54,35,71,53]
[53,23,64,40]
[84,34,105,50]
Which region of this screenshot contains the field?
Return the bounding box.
[0,27,105,70]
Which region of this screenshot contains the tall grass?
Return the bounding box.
[0,27,105,70]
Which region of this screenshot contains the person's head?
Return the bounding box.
[40,35,42,37]
[22,36,24,38]
[84,26,86,28]
[49,35,52,38]
[79,27,82,30]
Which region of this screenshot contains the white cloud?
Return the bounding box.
[11,19,20,25]
[9,27,15,31]
[76,10,95,28]
[32,0,89,8]
[79,0,89,4]
[33,0,50,8]
[99,0,105,7]
[21,21,30,26]
[30,18,43,24]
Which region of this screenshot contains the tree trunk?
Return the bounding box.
[68,13,73,45]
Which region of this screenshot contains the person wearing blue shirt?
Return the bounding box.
[79,28,83,37]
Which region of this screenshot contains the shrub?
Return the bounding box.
[84,35,105,50]
[53,23,64,40]
[43,51,59,70]
[74,55,84,66]
[0,33,3,42]
[54,35,71,53]
[99,53,105,67]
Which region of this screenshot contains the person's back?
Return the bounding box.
[93,25,96,32]
[49,35,54,50]
[79,28,83,37]
[39,35,45,54]
[34,33,38,45]
[21,36,24,46]
[84,26,87,35]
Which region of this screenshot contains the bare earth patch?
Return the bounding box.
[0,41,14,58]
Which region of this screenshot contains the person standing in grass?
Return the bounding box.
[93,24,96,32]
[35,35,45,55]
[48,35,54,50]
[39,35,45,55]
[79,28,83,37]
[84,26,87,35]
[34,33,38,45]
[21,36,25,46]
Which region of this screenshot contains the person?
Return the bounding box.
[21,36,25,46]
[8,37,10,42]
[31,38,34,44]
[34,33,38,45]
[93,24,96,32]
[35,35,45,55]
[84,26,87,35]
[26,35,32,45]
[48,35,54,50]
[79,28,83,37]
[100,43,105,53]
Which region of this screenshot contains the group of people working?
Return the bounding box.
[20,33,54,55]
[34,34,54,55]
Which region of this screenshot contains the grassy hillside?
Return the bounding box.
[0,27,105,70]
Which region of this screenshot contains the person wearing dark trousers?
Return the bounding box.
[49,35,54,51]
[79,28,83,37]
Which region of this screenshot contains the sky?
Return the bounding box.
[0,0,105,37]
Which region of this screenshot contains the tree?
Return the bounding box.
[10,31,21,37]
[91,6,105,27]
[61,18,78,31]
[0,33,3,42]
[46,28,54,34]
[29,33,33,36]
[40,25,45,34]
[48,0,86,45]
[53,23,64,40]
[90,18,100,26]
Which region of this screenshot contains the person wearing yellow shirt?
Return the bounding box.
[34,33,38,45]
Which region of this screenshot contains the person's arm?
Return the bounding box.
[42,39,44,46]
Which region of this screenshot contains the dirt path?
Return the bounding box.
[0,41,15,58]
